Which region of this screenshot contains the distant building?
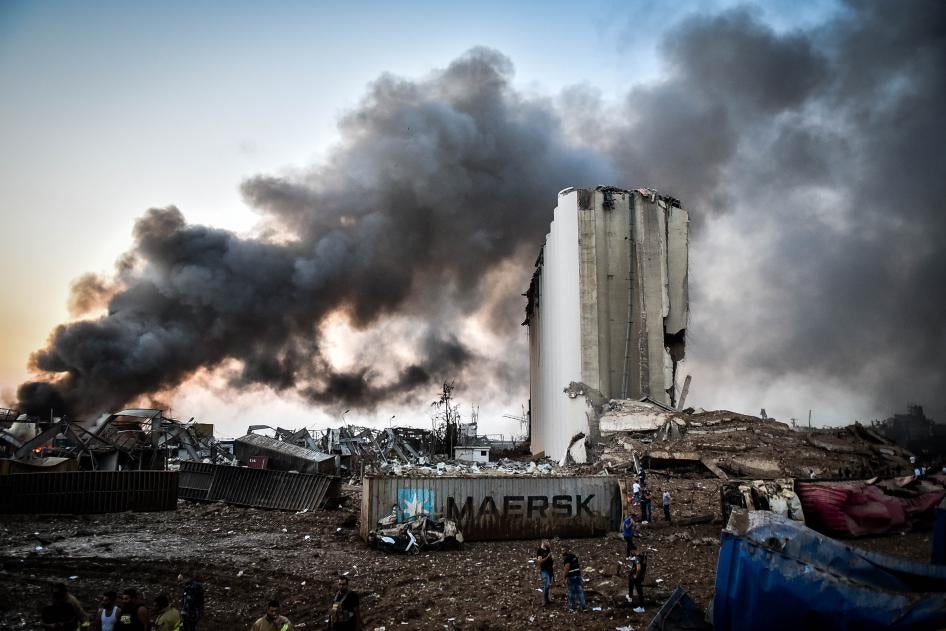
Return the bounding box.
[875,405,946,462]
[524,187,689,463]
[454,445,490,463]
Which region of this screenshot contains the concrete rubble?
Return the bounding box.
[592,399,915,481]
[369,456,566,478]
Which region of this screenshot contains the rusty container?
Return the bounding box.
[361,474,620,541]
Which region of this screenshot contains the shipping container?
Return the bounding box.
[178,461,340,511]
[248,456,268,469]
[0,471,178,514]
[234,433,335,474]
[361,475,620,541]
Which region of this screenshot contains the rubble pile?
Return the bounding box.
[595,402,914,481]
[370,457,568,477]
[0,408,231,473]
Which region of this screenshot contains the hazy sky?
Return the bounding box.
[11,0,936,440]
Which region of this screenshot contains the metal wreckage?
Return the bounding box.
[3,399,946,629]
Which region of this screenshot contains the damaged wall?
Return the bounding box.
[525,187,689,462]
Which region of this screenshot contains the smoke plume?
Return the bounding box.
[17,1,946,423]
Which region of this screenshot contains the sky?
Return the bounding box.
[3,0,943,439]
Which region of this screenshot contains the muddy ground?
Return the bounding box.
[0,478,936,630]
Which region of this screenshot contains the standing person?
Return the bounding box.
[626,551,647,614]
[641,487,653,523]
[622,514,636,556]
[116,588,149,631]
[42,584,78,631]
[152,594,182,631]
[251,600,293,631]
[662,490,672,522]
[328,576,361,631]
[177,571,204,631]
[535,539,554,606]
[632,480,641,505]
[561,545,587,612]
[52,583,91,630]
[95,592,119,631]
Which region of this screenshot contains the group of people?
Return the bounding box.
[535,539,588,612]
[630,471,672,526]
[43,574,361,631]
[251,577,361,631]
[41,572,204,631]
[534,472,672,615]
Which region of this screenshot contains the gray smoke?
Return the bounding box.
[17,2,946,423]
[17,48,609,418]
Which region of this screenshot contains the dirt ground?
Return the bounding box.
[0,478,936,631]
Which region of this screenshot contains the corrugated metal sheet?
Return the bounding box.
[714,509,946,631]
[234,434,335,474]
[179,461,340,511]
[0,471,177,514]
[361,475,619,541]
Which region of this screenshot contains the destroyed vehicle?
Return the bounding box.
[368,513,463,553]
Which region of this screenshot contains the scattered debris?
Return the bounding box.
[720,479,804,525]
[368,513,463,553]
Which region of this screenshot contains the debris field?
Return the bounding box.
[0,478,936,631]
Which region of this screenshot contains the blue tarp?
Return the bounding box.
[714,510,946,631]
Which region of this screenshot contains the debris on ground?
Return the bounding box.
[368,513,463,554]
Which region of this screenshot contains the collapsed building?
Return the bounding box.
[874,404,946,463]
[524,186,689,463]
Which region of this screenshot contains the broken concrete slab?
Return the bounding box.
[600,400,678,434]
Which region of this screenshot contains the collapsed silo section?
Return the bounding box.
[524,186,689,463]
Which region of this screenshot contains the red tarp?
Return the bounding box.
[797,480,945,537]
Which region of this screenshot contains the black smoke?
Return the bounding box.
[17,1,946,423]
[17,49,608,418]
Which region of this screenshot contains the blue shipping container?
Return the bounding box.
[713,510,946,631]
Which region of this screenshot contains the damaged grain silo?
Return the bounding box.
[524,187,689,463]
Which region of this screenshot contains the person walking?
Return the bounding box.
[152,595,181,631]
[622,513,636,556]
[535,539,554,605]
[561,545,587,612]
[662,490,672,522]
[328,576,361,631]
[641,487,653,523]
[250,600,293,631]
[177,571,204,631]
[626,551,647,614]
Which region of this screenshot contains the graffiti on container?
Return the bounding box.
[398,488,436,518]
